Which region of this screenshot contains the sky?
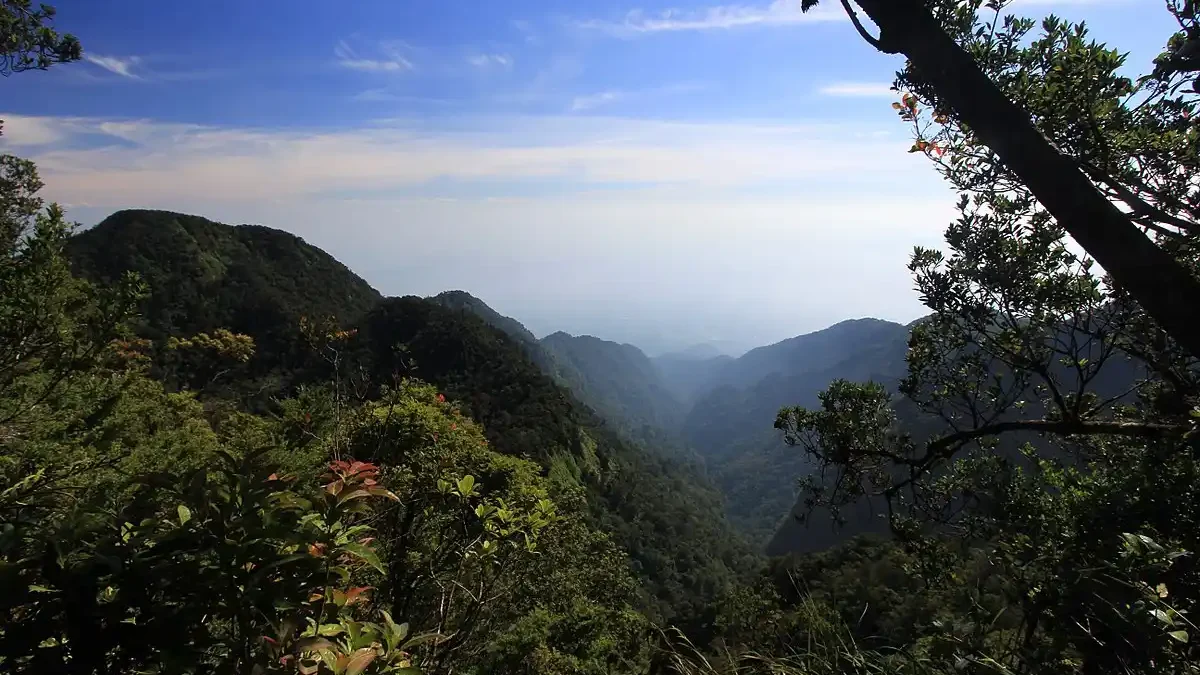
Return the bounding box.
[0,0,1177,355]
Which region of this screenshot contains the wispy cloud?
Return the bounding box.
[12,113,934,207]
[511,19,540,44]
[335,40,414,73]
[467,53,513,69]
[570,90,625,111]
[577,0,844,36]
[11,112,953,336]
[570,82,706,112]
[818,82,895,98]
[84,54,142,79]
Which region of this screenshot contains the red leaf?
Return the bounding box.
[436,393,446,403]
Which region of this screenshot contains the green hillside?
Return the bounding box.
[68,210,381,347]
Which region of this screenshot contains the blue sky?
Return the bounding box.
[0,0,1176,354]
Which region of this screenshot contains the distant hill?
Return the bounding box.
[427,291,692,443]
[67,209,381,356]
[539,332,687,435]
[710,318,909,390]
[426,295,920,548]
[680,319,912,545]
[431,290,538,344]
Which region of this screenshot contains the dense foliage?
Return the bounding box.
[766,1,1200,672]
[9,1,1200,673]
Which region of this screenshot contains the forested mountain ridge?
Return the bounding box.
[425,288,916,547]
[680,319,912,544]
[68,210,382,346]
[64,211,756,632]
[431,290,538,344]
[539,331,688,436]
[708,318,910,391]
[427,290,694,444]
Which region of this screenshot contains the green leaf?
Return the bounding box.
[456,475,475,496]
[177,504,192,525]
[1169,630,1189,643]
[402,631,445,650]
[341,542,386,575]
[318,623,345,637]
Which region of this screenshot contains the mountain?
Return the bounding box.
[710,318,909,391]
[680,319,912,545]
[428,292,917,549]
[67,210,381,356]
[539,332,687,436]
[68,211,756,633]
[431,290,538,344]
[428,291,692,443]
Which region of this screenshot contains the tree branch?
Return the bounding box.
[925,418,1186,458]
[839,0,893,53]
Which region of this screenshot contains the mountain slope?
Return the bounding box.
[712,318,909,390]
[427,291,691,442]
[431,290,538,344]
[67,210,381,352]
[681,319,912,544]
[539,332,687,435]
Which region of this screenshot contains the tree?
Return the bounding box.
[0,0,79,77]
[777,4,1200,671]
[804,0,1200,360]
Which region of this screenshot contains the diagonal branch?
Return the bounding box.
[838,0,892,53]
[924,418,1187,459]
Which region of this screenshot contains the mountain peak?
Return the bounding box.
[428,290,537,344]
[68,209,381,345]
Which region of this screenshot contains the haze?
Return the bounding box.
[1,0,1171,354]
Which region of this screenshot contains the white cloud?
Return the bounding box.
[569,82,706,112]
[335,40,414,73]
[818,82,896,98]
[467,53,513,69]
[11,111,955,348]
[571,90,625,111]
[578,0,844,35]
[84,54,142,79]
[9,113,940,206]
[0,114,76,146]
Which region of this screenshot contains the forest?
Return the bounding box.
[3,0,1200,673]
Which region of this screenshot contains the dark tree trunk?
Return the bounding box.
[850,0,1200,359]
